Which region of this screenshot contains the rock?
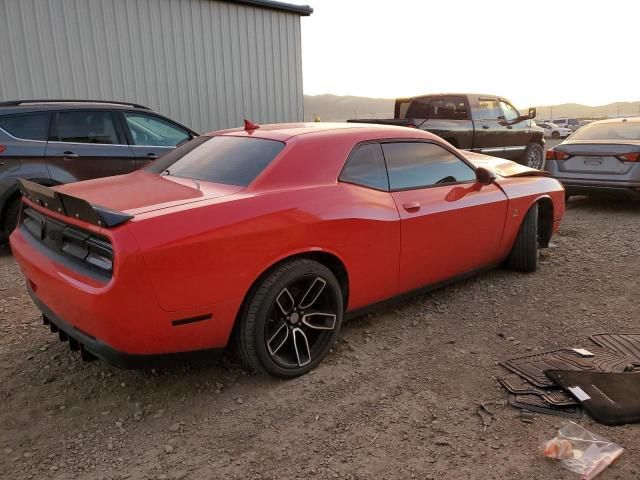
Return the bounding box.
[173,471,188,480]
[169,423,181,433]
[164,445,174,454]
[434,437,451,447]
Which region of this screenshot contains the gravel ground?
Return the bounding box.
[1,193,639,480]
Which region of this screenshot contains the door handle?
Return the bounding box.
[146,153,159,160]
[482,125,489,129]
[402,202,421,211]
[58,151,78,159]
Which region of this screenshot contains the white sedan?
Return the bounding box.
[537,122,572,139]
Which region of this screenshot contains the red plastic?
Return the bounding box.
[10,123,565,357]
[546,148,570,161]
[622,152,640,162]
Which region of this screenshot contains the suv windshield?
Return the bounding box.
[147,136,285,187]
[569,122,640,141]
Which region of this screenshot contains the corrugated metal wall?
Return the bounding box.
[0,0,304,132]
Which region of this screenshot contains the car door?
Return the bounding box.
[476,97,510,158]
[382,141,509,294]
[498,99,528,159]
[119,111,192,168]
[45,110,136,183]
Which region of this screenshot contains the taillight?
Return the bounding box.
[546,148,570,161]
[0,145,6,154]
[621,152,640,162]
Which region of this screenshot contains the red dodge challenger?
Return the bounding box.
[10,122,565,378]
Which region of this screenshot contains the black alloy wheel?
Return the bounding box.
[236,259,343,378]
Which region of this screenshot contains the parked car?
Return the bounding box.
[552,118,581,131]
[545,117,640,198]
[0,99,198,241]
[537,121,572,139]
[347,93,545,169]
[10,122,565,377]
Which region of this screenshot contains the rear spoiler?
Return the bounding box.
[17,179,133,228]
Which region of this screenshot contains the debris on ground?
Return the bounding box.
[542,422,624,480]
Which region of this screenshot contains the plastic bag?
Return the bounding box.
[542,422,624,480]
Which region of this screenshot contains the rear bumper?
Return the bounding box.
[10,223,240,359]
[29,285,223,369]
[545,160,640,193]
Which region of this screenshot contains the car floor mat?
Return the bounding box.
[545,370,640,426]
[498,374,578,406]
[508,394,584,419]
[501,347,639,388]
[590,333,640,362]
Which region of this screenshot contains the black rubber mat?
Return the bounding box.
[499,374,577,406]
[546,370,640,426]
[501,346,638,388]
[590,334,640,362]
[508,394,584,419]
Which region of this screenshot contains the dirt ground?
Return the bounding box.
[1,193,640,480]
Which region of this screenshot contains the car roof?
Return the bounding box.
[206,122,440,142]
[0,100,151,115]
[585,117,640,126]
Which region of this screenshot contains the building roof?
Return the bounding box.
[231,0,312,15]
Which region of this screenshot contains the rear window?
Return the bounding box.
[569,122,640,141]
[0,113,50,140]
[147,136,285,187]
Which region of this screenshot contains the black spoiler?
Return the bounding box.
[17,179,133,228]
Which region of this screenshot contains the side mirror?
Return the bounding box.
[476,167,496,186]
[528,107,537,119]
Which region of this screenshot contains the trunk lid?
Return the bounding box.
[554,141,640,175]
[56,170,244,216]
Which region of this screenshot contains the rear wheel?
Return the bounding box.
[522,143,544,170]
[235,259,343,378]
[551,131,560,139]
[2,195,21,240]
[507,203,539,273]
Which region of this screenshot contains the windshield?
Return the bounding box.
[569,122,640,141]
[146,136,285,187]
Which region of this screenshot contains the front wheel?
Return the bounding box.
[551,131,560,139]
[507,203,539,273]
[2,196,21,240]
[522,143,545,170]
[235,259,343,378]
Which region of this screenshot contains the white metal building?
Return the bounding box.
[0,0,312,132]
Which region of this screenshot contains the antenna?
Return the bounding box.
[244,119,260,131]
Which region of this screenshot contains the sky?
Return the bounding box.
[290,0,639,108]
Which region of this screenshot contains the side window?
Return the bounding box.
[405,98,431,118]
[478,99,501,120]
[54,111,120,144]
[123,112,191,147]
[0,113,50,141]
[396,101,411,119]
[429,96,468,120]
[499,101,520,122]
[382,142,476,190]
[340,143,389,191]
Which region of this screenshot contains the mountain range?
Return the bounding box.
[303,94,640,122]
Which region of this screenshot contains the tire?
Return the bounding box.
[235,258,343,378]
[551,131,560,139]
[522,143,545,170]
[2,195,21,240]
[507,203,539,273]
